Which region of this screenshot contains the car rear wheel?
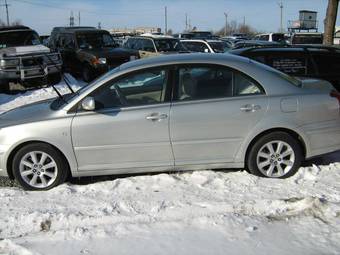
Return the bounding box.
[12,143,68,190]
[247,132,302,178]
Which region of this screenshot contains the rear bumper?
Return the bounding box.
[303,121,340,159]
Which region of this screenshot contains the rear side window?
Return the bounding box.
[175,65,264,101]
[182,41,209,53]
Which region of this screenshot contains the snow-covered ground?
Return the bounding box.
[1,78,340,255]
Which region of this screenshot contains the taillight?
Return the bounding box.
[330,90,340,110]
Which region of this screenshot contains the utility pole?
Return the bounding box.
[224,12,228,36]
[98,22,101,29]
[185,13,188,31]
[78,11,81,26]
[278,1,283,33]
[164,6,168,35]
[70,11,74,27]
[243,16,246,26]
[2,0,10,26]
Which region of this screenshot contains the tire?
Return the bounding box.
[246,132,303,178]
[12,143,69,190]
[82,64,94,82]
[0,79,10,93]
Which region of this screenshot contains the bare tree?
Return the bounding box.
[323,0,339,45]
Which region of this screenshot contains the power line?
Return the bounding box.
[12,0,162,16]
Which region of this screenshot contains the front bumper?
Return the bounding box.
[0,63,62,81]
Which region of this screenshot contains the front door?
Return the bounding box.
[170,64,268,166]
[71,67,173,173]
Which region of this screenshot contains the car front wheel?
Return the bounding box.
[12,143,68,190]
[247,132,303,178]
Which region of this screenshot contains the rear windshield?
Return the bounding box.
[292,35,323,44]
[154,39,185,52]
[272,33,285,42]
[0,30,41,48]
[251,59,302,87]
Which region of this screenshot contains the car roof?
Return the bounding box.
[60,28,109,34]
[119,53,250,71]
[230,45,340,54]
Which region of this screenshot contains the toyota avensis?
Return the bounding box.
[1,54,340,190]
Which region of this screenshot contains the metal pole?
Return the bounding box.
[165,6,168,35]
[185,13,188,31]
[5,0,9,26]
[224,12,228,36]
[78,11,80,26]
[279,1,283,33]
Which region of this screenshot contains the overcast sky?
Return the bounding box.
[2,0,339,35]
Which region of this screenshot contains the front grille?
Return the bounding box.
[22,56,44,67]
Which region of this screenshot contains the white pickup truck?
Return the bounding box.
[0,26,62,93]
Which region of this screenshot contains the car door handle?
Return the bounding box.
[240,104,261,112]
[146,113,168,121]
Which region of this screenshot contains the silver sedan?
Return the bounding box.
[1,53,340,190]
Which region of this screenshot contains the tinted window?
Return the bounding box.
[141,39,155,52]
[154,39,184,52]
[181,41,209,52]
[272,33,285,42]
[176,65,263,101]
[91,68,168,109]
[312,53,340,75]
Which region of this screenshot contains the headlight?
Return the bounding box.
[0,59,19,67]
[98,58,106,64]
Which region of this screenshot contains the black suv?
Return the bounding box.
[230,46,340,91]
[0,25,62,92]
[49,27,138,82]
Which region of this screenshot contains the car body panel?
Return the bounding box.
[0,53,339,179]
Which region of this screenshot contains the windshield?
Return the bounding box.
[0,30,41,48]
[154,39,185,52]
[208,41,230,53]
[76,32,116,49]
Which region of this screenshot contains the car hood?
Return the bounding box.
[80,47,135,58]
[0,98,64,128]
[0,45,51,57]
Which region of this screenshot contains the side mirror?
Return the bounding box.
[204,48,209,53]
[81,97,95,111]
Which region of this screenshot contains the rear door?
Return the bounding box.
[169,64,268,166]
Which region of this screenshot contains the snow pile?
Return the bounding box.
[1,166,340,255]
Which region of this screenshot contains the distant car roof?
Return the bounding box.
[60,28,109,34]
[139,34,174,39]
[0,25,32,32]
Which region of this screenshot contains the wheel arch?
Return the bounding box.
[244,127,307,164]
[6,140,72,180]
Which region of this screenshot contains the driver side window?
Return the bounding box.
[91,68,169,110]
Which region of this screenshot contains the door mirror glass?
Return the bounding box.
[81,97,96,111]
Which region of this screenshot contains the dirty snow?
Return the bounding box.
[0,78,340,255]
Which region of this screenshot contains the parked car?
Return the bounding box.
[289,32,323,45]
[253,33,286,43]
[1,53,340,190]
[49,27,138,82]
[123,35,187,58]
[229,45,340,91]
[181,39,231,53]
[232,40,282,49]
[0,26,62,92]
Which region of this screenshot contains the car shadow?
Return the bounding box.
[302,150,340,167]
